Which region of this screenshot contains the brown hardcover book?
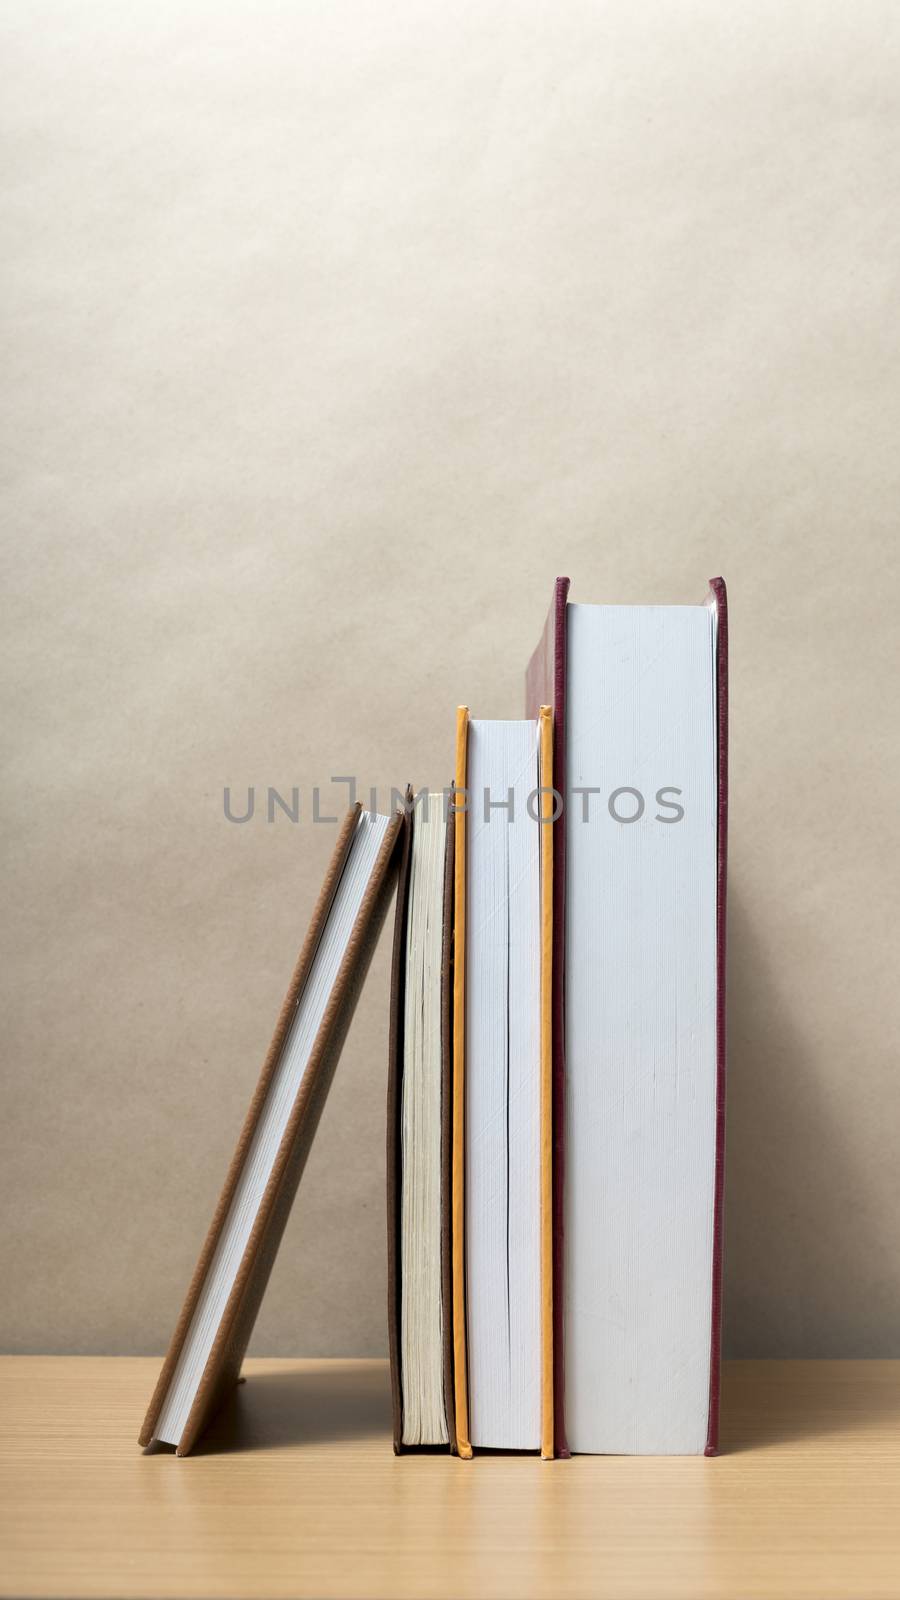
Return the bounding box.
[140,804,404,1456]
[525,578,571,1457]
[387,793,457,1452]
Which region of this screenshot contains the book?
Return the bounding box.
[451,707,555,1458]
[528,578,728,1455]
[139,804,404,1456]
[386,793,457,1451]
[524,576,571,1457]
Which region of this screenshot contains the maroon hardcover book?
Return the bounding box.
[525,576,570,1458]
[705,575,728,1455]
[527,575,727,1458]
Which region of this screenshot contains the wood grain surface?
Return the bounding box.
[1,1359,898,1599]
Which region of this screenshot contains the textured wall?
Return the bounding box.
[3,0,898,1357]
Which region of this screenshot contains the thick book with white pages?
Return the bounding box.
[563,582,728,1455]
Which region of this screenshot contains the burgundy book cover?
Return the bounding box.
[527,575,727,1458]
[525,576,570,1458]
[705,575,729,1456]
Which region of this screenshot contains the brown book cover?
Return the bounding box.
[387,794,457,1453]
[140,804,404,1456]
[525,578,570,1457]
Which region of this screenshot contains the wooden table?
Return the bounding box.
[1,1358,898,1599]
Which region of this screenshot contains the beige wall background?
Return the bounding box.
[3,0,898,1359]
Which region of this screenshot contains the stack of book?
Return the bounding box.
[140,576,727,1459]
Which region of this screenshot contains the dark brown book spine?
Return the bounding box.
[439,799,458,1453]
[386,799,413,1453]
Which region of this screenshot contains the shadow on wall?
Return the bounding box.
[723,890,891,1360]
